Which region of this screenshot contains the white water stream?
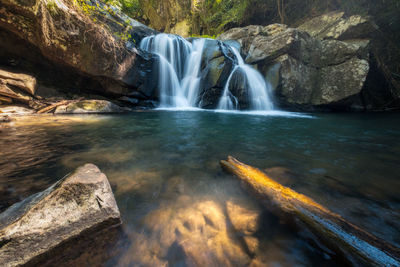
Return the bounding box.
[140,34,274,111]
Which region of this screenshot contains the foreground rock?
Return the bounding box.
[220,156,400,266]
[0,164,121,267]
[218,13,380,110]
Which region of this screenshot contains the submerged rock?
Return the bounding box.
[119,197,252,266]
[54,100,130,114]
[221,156,400,267]
[0,164,121,267]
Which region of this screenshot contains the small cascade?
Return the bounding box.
[181,39,206,106]
[217,47,274,111]
[140,34,205,108]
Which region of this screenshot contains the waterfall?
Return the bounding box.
[140,34,274,111]
[140,34,205,108]
[217,47,274,111]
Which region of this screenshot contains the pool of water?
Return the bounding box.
[1,111,400,266]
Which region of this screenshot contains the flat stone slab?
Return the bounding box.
[0,164,121,267]
[54,100,130,114]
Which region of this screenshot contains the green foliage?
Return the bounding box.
[118,0,142,18]
[74,0,134,42]
[191,0,250,35]
[46,0,60,16]
[190,34,216,39]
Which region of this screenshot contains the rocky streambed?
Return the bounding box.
[1,111,400,266]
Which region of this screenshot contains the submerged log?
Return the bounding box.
[0,164,121,267]
[220,156,400,266]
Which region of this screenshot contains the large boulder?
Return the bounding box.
[219,14,374,110]
[298,11,377,40]
[0,164,121,267]
[218,24,288,57]
[195,39,236,109]
[0,0,157,98]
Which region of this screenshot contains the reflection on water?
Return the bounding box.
[1,111,400,266]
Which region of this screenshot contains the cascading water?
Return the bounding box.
[140,34,274,111]
[140,34,205,108]
[217,47,274,111]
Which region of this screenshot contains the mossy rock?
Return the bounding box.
[54,100,129,114]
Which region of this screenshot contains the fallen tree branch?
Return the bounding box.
[36,100,70,114]
[220,156,400,266]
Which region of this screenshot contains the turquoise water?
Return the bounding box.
[1,111,399,266]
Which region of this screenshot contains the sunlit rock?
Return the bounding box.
[0,164,121,267]
[298,12,377,40]
[54,100,130,114]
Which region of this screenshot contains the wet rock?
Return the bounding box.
[226,200,260,236]
[197,39,235,109]
[243,28,370,109]
[0,164,121,267]
[217,12,380,110]
[54,100,130,114]
[226,200,261,254]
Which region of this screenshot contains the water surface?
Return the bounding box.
[1,111,399,266]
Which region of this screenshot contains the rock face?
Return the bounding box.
[218,24,288,57]
[219,13,377,110]
[297,11,376,41]
[195,39,236,109]
[54,99,129,114]
[0,0,157,100]
[0,69,37,104]
[0,164,121,267]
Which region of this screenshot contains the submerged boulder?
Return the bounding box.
[0,164,121,267]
